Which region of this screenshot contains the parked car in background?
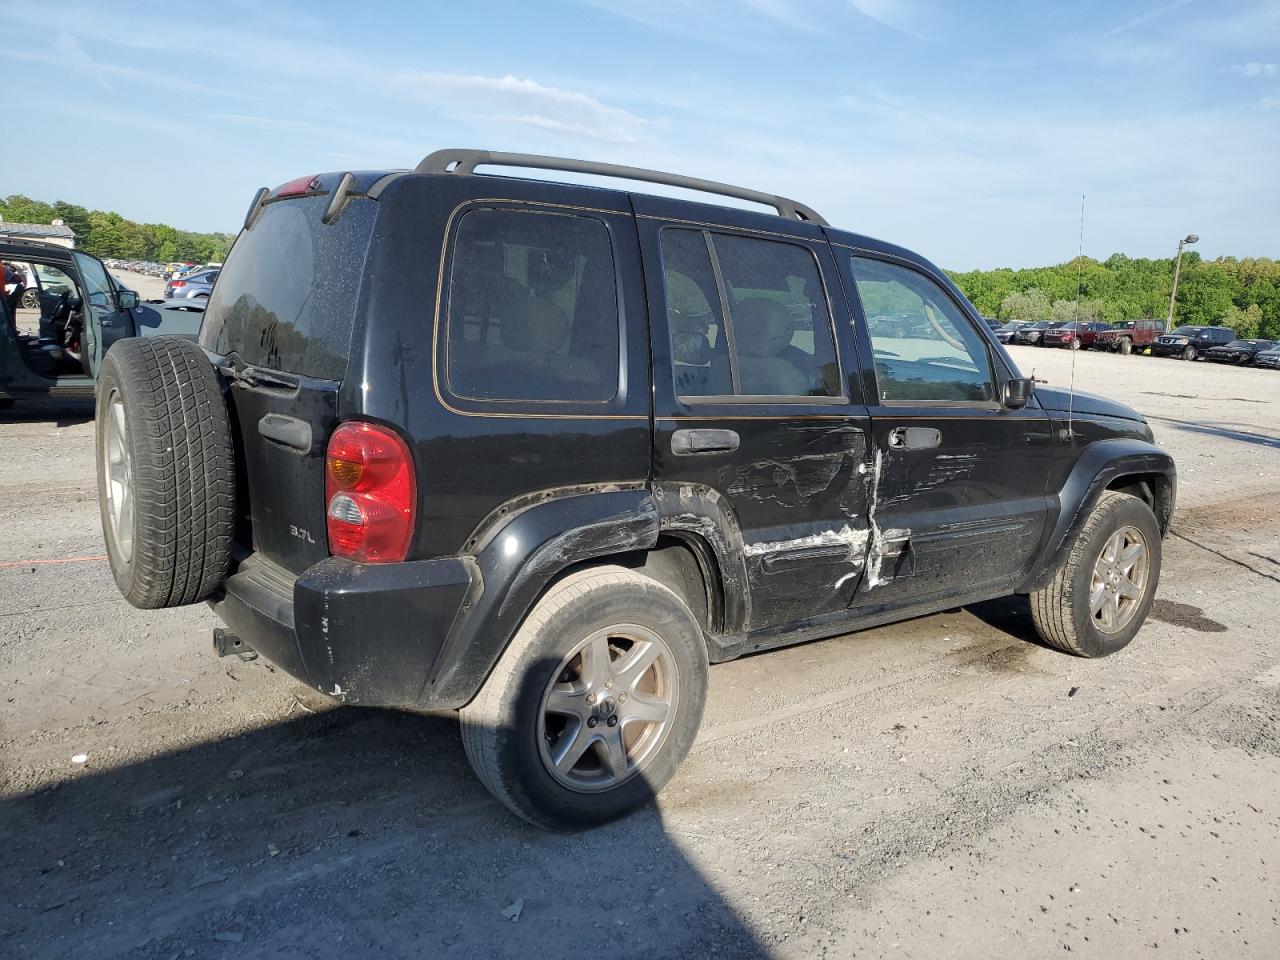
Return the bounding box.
[1094,319,1166,355]
[1,238,203,409]
[981,316,1002,330]
[1203,339,1278,365]
[164,269,218,299]
[1151,325,1237,361]
[1043,321,1112,350]
[1253,345,1280,369]
[1012,321,1062,345]
[994,320,1030,344]
[92,148,1174,829]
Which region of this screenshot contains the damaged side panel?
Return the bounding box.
[655,416,877,636]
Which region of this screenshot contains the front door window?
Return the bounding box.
[847,257,996,404]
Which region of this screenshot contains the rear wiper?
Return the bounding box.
[218,363,296,390]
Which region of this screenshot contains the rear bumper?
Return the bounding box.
[210,552,476,709]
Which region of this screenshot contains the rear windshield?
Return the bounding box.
[200,195,375,379]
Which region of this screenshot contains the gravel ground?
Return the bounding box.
[2,303,1278,959]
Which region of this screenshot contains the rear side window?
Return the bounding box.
[445,208,619,403]
[660,228,840,399]
[200,195,375,379]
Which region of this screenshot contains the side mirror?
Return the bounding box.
[1003,376,1035,409]
[117,290,139,310]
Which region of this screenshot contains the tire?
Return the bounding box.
[1030,491,1162,658]
[1181,345,1197,361]
[460,565,709,830]
[1070,338,1081,350]
[95,336,234,609]
[1118,338,1132,356]
[20,289,39,310]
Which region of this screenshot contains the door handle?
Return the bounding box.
[888,426,941,450]
[671,428,740,455]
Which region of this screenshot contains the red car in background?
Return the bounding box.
[1043,321,1112,350]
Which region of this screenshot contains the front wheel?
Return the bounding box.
[1030,491,1161,657]
[1182,345,1197,361]
[1070,338,1081,350]
[1118,338,1132,356]
[20,289,39,310]
[460,566,708,830]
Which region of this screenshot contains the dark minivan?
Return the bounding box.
[96,150,1176,829]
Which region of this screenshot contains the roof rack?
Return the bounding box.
[416,149,828,226]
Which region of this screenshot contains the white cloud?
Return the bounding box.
[847,0,933,39]
[392,72,651,145]
[1233,62,1280,78]
[1104,0,1194,38]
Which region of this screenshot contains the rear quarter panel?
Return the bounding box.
[348,174,654,560]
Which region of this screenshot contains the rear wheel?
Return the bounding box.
[20,289,39,310]
[96,337,234,608]
[1030,491,1161,658]
[460,566,708,830]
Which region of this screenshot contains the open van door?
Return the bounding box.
[74,252,136,377]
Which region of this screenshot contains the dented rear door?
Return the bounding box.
[635,197,874,633]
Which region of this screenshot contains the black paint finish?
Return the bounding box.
[199,164,1178,712]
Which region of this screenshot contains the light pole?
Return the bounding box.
[1165,233,1198,330]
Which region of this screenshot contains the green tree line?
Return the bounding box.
[0,195,233,265]
[947,253,1280,340]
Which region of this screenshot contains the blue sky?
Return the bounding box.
[2,0,1277,269]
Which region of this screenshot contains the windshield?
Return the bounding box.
[1169,326,1200,336]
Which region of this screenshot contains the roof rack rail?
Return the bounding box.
[416,149,828,226]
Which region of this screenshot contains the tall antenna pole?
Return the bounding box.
[1068,194,1085,440]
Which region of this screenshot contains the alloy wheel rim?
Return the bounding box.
[1089,525,1148,634]
[102,392,135,565]
[537,624,679,793]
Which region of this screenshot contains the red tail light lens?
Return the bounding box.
[276,174,320,197]
[171,281,186,289]
[325,422,416,563]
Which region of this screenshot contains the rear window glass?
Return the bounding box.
[445,208,619,403]
[200,195,374,379]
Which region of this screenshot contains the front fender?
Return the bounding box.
[1021,438,1176,591]
[427,484,659,707]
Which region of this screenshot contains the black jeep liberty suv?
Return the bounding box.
[96,150,1176,829]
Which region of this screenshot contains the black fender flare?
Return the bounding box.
[428,485,659,707]
[1021,438,1176,591]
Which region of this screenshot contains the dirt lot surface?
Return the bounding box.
[3,319,1278,958]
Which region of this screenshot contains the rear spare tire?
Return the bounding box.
[96,336,234,608]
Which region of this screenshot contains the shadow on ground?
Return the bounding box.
[1148,416,1280,450]
[0,396,95,428]
[1,705,762,959]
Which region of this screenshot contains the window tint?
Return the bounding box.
[848,257,996,403]
[659,229,840,399]
[446,208,619,403]
[201,194,375,379]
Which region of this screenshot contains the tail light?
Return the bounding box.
[171,280,186,289]
[276,174,320,197]
[325,422,416,563]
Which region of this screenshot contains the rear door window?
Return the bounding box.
[444,208,620,403]
[200,195,375,379]
[659,228,841,399]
